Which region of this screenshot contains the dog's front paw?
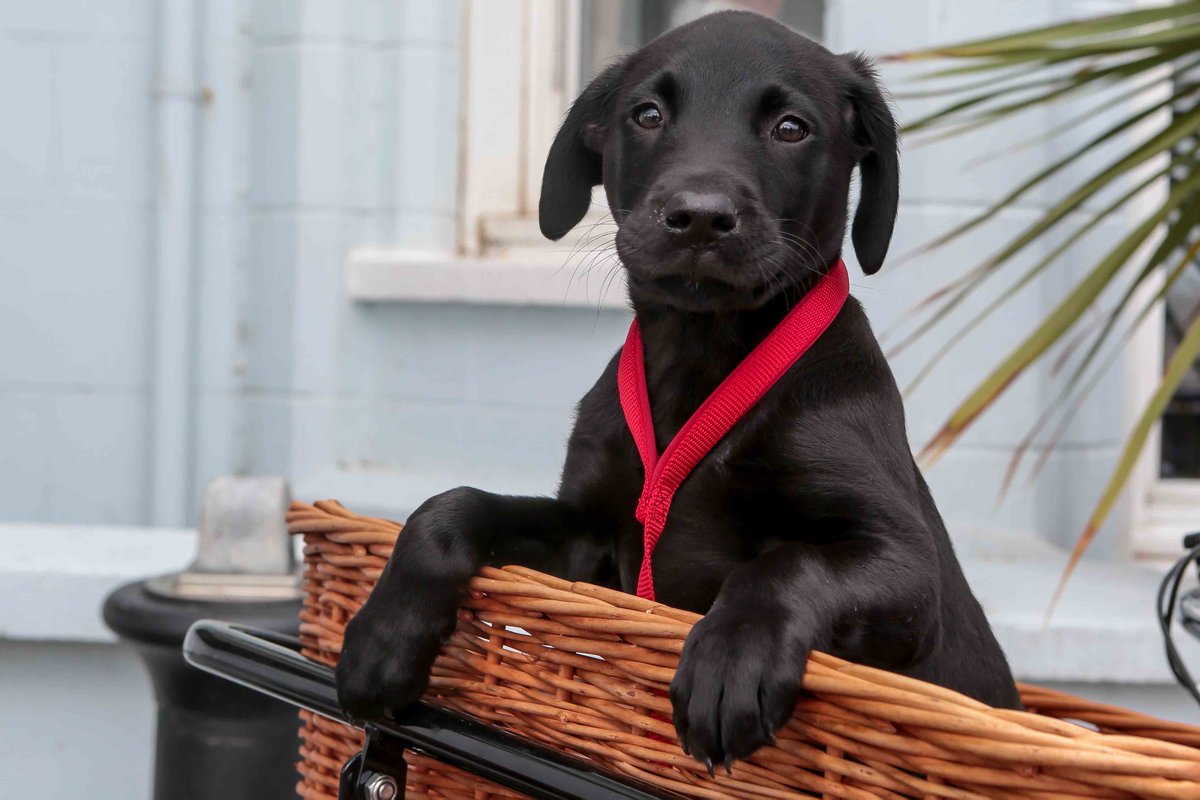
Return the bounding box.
[669,608,810,771]
[335,488,490,720]
[335,582,458,720]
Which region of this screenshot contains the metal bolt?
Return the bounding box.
[363,772,399,800]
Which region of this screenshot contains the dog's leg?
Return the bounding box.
[669,531,940,771]
[335,486,617,719]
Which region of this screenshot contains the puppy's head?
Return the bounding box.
[539,11,898,312]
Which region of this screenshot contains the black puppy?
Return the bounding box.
[337,10,1020,771]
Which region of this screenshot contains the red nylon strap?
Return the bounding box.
[617,260,849,600]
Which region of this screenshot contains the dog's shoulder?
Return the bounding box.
[786,295,900,408]
[753,296,915,480]
[570,347,627,441]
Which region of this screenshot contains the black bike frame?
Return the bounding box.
[182,620,673,800]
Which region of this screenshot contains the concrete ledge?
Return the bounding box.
[0,523,194,642]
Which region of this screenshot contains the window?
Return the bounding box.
[346,0,826,307]
[1128,70,1200,559]
[1161,62,1200,479]
[1161,184,1200,479]
[466,0,825,259]
[581,0,824,80]
[1162,260,1200,478]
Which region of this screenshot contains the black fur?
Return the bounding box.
[337,11,1020,772]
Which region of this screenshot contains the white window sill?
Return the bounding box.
[346,249,631,310]
[3,512,1195,690]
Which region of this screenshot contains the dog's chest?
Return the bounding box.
[615,444,792,614]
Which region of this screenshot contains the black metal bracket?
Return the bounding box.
[1159,535,1200,707]
[339,726,409,800]
[183,619,674,800]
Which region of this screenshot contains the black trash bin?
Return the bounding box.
[103,476,304,800]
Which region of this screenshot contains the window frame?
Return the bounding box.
[458,0,585,258]
[345,0,624,308]
[1120,64,1200,562]
[1126,260,1200,560]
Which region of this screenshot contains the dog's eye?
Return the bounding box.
[633,104,663,129]
[774,116,809,143]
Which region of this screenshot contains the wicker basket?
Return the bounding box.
[289,499,1200,799]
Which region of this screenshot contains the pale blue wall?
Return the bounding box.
[0,0,1139,551]
[0,0,636,531]
[1,1,484,526]
[0,3,1188,800]
[0,1,156,524]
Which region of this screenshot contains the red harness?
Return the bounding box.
[617,260,850,600]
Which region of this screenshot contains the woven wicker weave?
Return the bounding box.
[290,499,1200,799]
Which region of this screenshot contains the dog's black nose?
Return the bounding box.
[663,192,738,245]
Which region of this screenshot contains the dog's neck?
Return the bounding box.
[633,273,823,451]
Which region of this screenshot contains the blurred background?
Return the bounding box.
[3,0,1200,797]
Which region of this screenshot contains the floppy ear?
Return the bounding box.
[538,59,628,241]
[841,52,899,275]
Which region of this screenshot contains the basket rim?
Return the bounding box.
[289,498,1200,800]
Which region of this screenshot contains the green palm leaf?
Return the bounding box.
[897,95,1200,289]
[901,157,1178,398]
[1051,311,1200,611]
[920,167,1200,464]
[891,2,1200,59]
[905,49,1197,134]
[1002,231,1200,500]
[897,4,1200,581]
